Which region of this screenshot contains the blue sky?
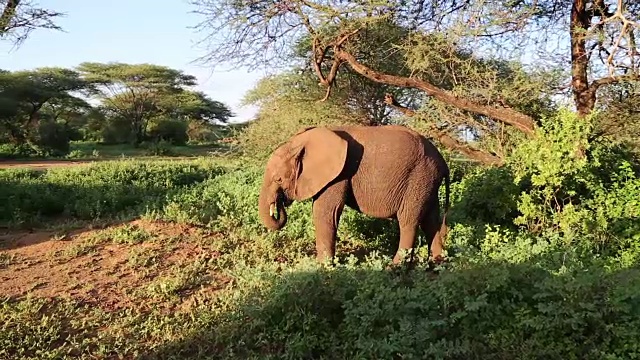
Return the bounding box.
[0,0,263,123]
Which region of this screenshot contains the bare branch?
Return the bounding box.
[336,48,536,135]
[383,93,503,165]
[0,0,64,45]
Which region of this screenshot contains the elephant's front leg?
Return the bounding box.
[312,180,348,263]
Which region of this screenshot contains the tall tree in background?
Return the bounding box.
[0,67,90,143]
[158,89,234,124]
[77,63,202,145]
[190,0,640,165]
[0,0,63,45]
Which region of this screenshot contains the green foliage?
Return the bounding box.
[239,71,365,158]
[2,107,640,358]
[449,166,520,227]
[509,109,640,249]
[147,118,188,145]
[77,62,233,145]
[0,67,91,147]
[165,257,640,360]
[0,160,227,226]
[144,139,175,156]
[0,142,42,158]
[445,108,640,263]
[158,90,234,124]
[3,256,640,359]
[0,63,233,152]
[29,119,73,156]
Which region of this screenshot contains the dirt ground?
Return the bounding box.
[0,159,100,170]
[0,219,229,313]
[0,156,208,170]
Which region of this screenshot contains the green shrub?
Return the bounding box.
[0,143,40,159]
[144,139,174,156]
[0,160,227,226]
[29,119,72,156]
[100,116,132,144]
[442,109,640,263]
[141,254,640,360]
[147,118,189,145]
[449,166,521,227]
[508,109,640,255]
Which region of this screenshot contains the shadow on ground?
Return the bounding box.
[137,253,640,360]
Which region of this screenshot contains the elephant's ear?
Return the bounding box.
[293,126,316,136]
[290,127,348,200]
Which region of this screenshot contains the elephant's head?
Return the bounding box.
[258,127,348,230]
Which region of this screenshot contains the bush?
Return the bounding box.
[0,143,41,159]
[147,118,189,145]
[29,119,72,156]
[0,159,227,226]
[508,109,640,253]
[143,139,175,156]
[186,120,222,144]
[100,116,133,144]
[141,254,640,360]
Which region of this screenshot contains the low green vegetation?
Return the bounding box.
[1,110,639,359]
[2,1,640,358]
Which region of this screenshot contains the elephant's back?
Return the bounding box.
[336,125,429,218]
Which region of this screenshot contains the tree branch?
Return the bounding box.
[383,93,503,166]
[334,48,536,135]
[590,72,640,93]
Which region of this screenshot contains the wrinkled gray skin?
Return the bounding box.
[258,125,450,264]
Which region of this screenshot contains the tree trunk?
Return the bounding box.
[0,0,20,34]
[570,0,596,116]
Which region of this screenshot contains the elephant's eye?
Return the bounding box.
[275,176,282,183]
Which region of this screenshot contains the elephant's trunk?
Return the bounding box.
[258,181,287,231]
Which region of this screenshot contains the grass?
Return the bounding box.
[0,140,236,164]
[0,156,639,359]
[0,253,15,269]
[67,141,232,159]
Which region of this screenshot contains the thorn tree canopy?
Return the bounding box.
[77,62,233,145]
[190,0,640,165]
[0,67,90,143]
[0,0,64,45]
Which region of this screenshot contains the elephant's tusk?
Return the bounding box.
[270,203,278,220]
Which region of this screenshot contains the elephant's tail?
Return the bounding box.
[439,171,450,245]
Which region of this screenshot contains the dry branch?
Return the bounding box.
[383,93,503,165]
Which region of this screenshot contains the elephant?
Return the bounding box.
[258,124,450,265]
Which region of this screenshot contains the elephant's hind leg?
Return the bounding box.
[420,206,444,262]
[393,221,419,264]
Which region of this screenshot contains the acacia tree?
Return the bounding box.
[0,0,63,45]
[190,0,640,165]
[158,89,234,124]
[0,67,89,143]
[78,63,197,145]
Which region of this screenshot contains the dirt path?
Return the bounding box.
[0,156,205,170]
[0,219,228,312]
[0,159,101,170]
